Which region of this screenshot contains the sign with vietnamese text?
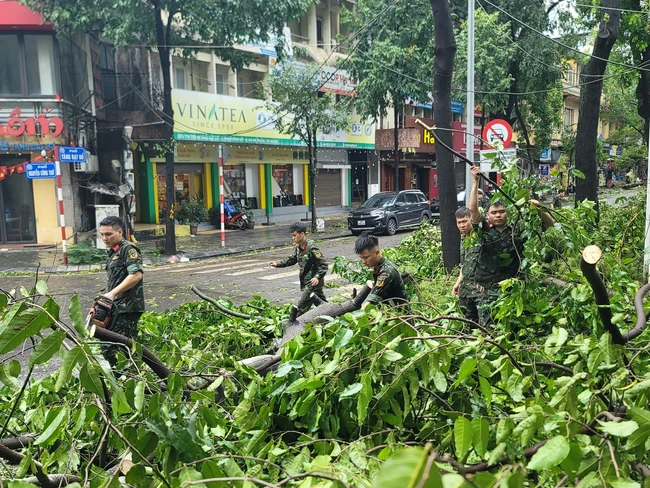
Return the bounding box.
[58,146,87,163]
[25,163,56,179]
[0,108,64,138]
[172,89,375,149]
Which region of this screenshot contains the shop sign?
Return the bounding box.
[0,141,55,152]
[226,146,309,165]
[172,89,375,149]
[0,108,64,138]
[318,66,357,96]
[25,163,56,179]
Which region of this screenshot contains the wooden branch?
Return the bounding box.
[91,326,173,379]
[580,245,625,345]
[627,283,650,342]
[13,475,83,486]
[238,354,282,375]
[274,284,372,349]
[191,285,251,319]
[0,443,82,488]
[0,435,35,449]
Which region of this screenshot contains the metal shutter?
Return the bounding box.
[314,169,341,207]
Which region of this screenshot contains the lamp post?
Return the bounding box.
[465,0,475,204]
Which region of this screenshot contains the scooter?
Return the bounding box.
[224,199,248,230]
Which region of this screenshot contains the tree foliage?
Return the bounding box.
[264,62,351,233]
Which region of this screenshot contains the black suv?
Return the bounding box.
[348,190,432,236]
[430,190,466,220]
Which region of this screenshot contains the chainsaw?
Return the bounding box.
[86,295,118,330]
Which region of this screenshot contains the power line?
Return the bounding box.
[482,0,650,73]
[572,1,650,14]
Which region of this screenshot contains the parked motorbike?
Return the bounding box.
[224,199,248,230]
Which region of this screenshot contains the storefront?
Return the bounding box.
[167,89,374,221]
[0,105,75,244]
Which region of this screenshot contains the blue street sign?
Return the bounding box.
[58,146,87,163]
[25,163,56,180]
[539,164,550,176]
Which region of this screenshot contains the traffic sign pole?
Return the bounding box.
[219,144,225,248]
[54,148,68,265]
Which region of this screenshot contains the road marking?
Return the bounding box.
[226,267,273,276]
[259,270,301,280]
[173,260,266,275]
[154,259,265,274]
[291,273,340,285]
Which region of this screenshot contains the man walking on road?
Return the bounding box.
[99,216,144,366]
[355,235,407,310]
[269,222,328,321]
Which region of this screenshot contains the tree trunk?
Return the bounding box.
[393,105,400,191]
[310,129,318,234]
[430,0,459,272]
[153,5,177,255]
[574,0,621,215]
[636,43,650,143]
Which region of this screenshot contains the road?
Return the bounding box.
[0,232,408,378]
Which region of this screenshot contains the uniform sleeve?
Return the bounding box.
[366,272,392,304]
[125,246,143,275]
[276,249,298,268]
[311,246,328,280]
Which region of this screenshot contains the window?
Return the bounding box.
[216,74,225,94]
[564,108,575,127]
[396,194,406,204]
[0,34,57,96]
[404,193,419,204]
[317,17,323,45]
[175,67,186,90]
[0,36,22,95]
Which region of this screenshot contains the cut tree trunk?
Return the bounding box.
[636,42,650,143]
[430,0,459,272]
[574,0,621,215]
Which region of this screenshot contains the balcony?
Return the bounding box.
[99,72,158,112]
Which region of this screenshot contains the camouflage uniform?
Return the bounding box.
[102,240,144,365]
[461,220,524,325]
[276,240,328,313]
[366,257,408,306]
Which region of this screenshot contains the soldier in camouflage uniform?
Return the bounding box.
[452,207,487,323]
[99,216,144,366]
[355,235,407,308]
[467,165,554,325]
[269,222,328,321]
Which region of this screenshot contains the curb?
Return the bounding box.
[0,230,353,275]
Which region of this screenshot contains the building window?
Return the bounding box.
[0,34,57,96]
[216,74,225,95]
[175,67,186,90]
[317,17,323,45]
[564,108,575,127]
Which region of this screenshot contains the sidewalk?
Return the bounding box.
[0,216,351,274]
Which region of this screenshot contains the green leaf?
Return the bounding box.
[629,406,650,427]
[276,360,303,378]
[133,380,145,413]
[457,357,476,383]
[340,382,363,399]
[526,436,570,471]
[35,280,48,296]
[433,371,447,392]
[55,346,85,391]
[357,373,372,425]
[34,407,68,446]
[8,482,40,488]
[0,361,18,387]
[371,447,442,488]
[609,480,641,488]
[488,442,506,467]
[349,440,368,470]
[0,308,51,354]
[79,363,104,398]
[125,464,146,485]
[332,327,353,349]
[454,417,473,460]
[29,331,66,366]
[598,420,639,437]
[624,425,650,449]
[472,418,489,458]
[383,349,403,362]
[201,460,226,488]
[69,294,86,337]
[560,443,582,478]
[479,376,492,405]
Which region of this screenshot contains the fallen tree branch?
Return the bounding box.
[0,443,82,488]
[580,245,650,345]
[191,285,250,319]
[0,435,35,449]
[11,475,83,487]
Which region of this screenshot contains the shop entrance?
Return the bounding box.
[0,160,36,243]
[156,164,204,222]
[351,163,367,203]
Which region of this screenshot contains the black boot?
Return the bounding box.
[310,292,325,307]
[288,305,299,322]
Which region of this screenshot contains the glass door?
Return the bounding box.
[0,168,36,243]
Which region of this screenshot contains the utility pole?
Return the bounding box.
[465,0,475,204]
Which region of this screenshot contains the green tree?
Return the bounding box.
[342,0,434,192]
[23,0,312,254]
[264,62,350,233]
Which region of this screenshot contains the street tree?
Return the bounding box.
[24,0,312,254]
[342,0,434,192]
[430,0,460,273]
[574,0,622,213]
[264,62,350,234]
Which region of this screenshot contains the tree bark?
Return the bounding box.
[393,104,400,191]
[430,0,460,272]
[574,0,621,215]
[636,43,650,143]
[311,129,318,234]
[153,3,177,255]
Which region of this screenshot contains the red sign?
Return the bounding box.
[0,108,64,138]
[482,119,513,147]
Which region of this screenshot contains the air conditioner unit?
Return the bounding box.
[73,153,99,173]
